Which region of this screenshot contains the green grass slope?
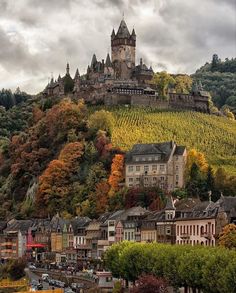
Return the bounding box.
[102,107,236,174]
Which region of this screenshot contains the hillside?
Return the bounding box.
[101,107,236,174]
[192,55,236,114]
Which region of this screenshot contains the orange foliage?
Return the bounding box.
[37,159,69,206]
[108,154,124,195]
[94,181,110,214]
[32,107,44,123]
[59,142,84,167]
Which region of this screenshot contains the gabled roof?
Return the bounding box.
[126,141,180,163]
[4,220,33,233]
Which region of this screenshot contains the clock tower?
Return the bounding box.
[111,19,136,79]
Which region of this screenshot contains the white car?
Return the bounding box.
[29,265,36,269]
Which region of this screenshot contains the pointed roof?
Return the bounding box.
[111,28,115,38]
[105,53,112,67]
[91,54,97,67]
[116,19,130,38]
[165,196,176,210]
[58,74,61,81]
[74,68,80,79]
[131,28,136,37]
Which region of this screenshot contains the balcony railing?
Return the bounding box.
[180,233,190,239]
[200,232,212,239]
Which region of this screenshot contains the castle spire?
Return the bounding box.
[116,19,130,38]
[74,68,80,79]
[105,53,112,67]
[66,63,70,75]
[91,54,97,67]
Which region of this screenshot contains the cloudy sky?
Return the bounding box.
[0,0,235,94]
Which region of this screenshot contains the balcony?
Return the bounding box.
[200,232,212,239]
[180,233,190,239]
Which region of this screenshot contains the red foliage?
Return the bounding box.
[130,274,168,293]
[95,131,112,158]
[125,187,164,210]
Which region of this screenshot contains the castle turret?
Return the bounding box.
[91,54,97,68]
[105,53,112,67]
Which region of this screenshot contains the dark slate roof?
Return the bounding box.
[175,198,201,212]
[174,146,186,155]
[165,196,176,210]
[71,217,91,235]
[4,220,33,233]
[126,141,179,163]
[116,20,130,38]
[0,221,7,232]
[91,54,97,67]
[105,53,112,67]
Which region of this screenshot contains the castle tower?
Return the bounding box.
[111,19,136,78]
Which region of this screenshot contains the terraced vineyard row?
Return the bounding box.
[103,107,235,174]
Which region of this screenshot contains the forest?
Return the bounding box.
[192,55,236,114]
[0,94,235,220]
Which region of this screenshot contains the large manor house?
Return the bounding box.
[43,19,210,112]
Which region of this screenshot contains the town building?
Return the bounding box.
[125,141,187,192]
[43,19,210,113]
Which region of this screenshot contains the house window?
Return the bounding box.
[135,157,139,162]
[176,165,179,171]
[166,228,171,235]
[160,165,165,171]
[152,165,157,171]
[160,183,164,189]
[154,156,159,160]
[136,177,140,182]
[136,166,140,172]
[153,177,157,181]
[109,231,115,237]
[129,178,134,182]
[160,176,165,181]
[176,175,179,180]
[128,166,133,172]
[148,157,152,161]
[144,177,148,182]
[144,166,149,172]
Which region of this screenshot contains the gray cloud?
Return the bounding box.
[0,0,235,93]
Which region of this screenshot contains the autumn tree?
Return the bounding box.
[130,274,168,293]
[95,130,112,158]
[88,110,115,135]
[185,149,208,180]
[174,75,192,94]
[94,180,110,214]
[108,154,124,196]
[151,72,175,99]
[219,224,236,249]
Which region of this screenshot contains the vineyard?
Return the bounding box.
[89,106,236,174]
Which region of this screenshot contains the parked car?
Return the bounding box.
[37,283,43,290]
[42,273,49,281]
[29,264,36,269]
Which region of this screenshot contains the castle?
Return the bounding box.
[43,19,210,113]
